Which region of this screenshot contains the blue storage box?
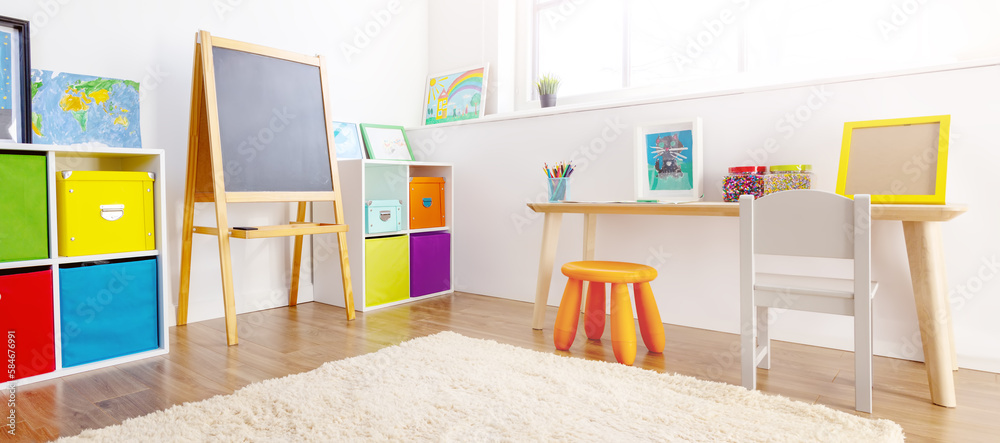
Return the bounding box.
[366,199,402,234]
[59,258,159,367]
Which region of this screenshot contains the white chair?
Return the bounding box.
[740,190,877,413]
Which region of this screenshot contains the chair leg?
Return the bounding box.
[856,302,873,413]
[610,283,637,365]
[756,306,770,369]
[554,278,584,351]
[633,282,665,353]
[741,302,756,391]
[584,281,606,340]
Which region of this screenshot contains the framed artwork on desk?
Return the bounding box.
[634,118,703,202]
[359,123,414,161]
[0,15,30,143]
[836,115,950,204]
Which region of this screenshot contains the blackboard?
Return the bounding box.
[212,47,333,193]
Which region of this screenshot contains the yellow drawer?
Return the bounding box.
[365,235,409,307]
[56,171,155,256]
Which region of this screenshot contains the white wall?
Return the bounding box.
[406,64,1000,373]
[7,0,429,325]
[427,0,514,115]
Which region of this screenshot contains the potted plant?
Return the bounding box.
[536,74,560,108]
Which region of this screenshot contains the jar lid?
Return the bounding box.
[769,164,812,172]
[729,166,767,174]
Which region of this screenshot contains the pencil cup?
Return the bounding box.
[547,177,570,202]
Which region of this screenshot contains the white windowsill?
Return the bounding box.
[406,58,1000,132]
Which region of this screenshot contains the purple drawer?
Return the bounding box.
[410,232,450,297]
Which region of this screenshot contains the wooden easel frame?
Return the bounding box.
[177,31,355,345]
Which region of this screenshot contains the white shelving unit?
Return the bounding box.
[313,159,454,311]
[0,143,169,388]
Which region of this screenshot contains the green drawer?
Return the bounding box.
[0,153,48,262]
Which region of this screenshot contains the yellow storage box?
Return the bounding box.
[364,235,409,307]
[56,171,155,257]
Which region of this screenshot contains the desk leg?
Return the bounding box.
[903,221,957,408]
[934,229,959,371]
[583,214,597,260]
[533,213,564,330]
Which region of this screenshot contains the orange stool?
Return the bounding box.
[553,261,665,365]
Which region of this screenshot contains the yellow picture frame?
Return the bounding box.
[836,115,950,204]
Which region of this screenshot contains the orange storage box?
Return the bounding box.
[409,177,445,229]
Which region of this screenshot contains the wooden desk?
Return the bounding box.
[527,201,968,407]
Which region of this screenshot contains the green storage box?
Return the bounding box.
[0,153,48,262]
[365,235,409,307]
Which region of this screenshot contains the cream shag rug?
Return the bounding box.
[61,332,903,442]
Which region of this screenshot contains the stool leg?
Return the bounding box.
[554,278,583,351]
[584,281,606,340]
[634,282,665,353]
[610,283,636,365]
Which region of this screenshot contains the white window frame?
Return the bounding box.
[515,0,752,111]
[516,0,643,111]
[514,0,1000,113]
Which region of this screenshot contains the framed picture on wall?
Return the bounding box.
[423,65,488,126]
[330,121,364,160]
[634,119,703,202]
[836,115,950,204]
[359,123,415,161]
[0,15,30,143]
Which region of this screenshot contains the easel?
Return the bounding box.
[176,31,355,345]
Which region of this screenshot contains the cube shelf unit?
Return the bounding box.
[0,143,168,388]
[314,159,453,311]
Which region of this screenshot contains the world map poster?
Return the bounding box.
[31,69,142,147]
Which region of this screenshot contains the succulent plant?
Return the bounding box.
[536,74,560,95]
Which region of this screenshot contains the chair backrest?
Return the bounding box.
[740,190,870,260]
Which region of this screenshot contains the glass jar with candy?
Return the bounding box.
[723,166,767,202]
[764,164,812,195]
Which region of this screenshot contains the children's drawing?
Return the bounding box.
[359,124,414,161]
[645,130,694,191]
[424,66,487,125]
[0,30,12,140]
[331,121,364,159]
[634,119,703,202]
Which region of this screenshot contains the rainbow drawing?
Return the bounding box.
[424,66,487,125]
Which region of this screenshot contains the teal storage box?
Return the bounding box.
[59,258,159,367]
[366,199,402,234]
[0,153,48,262]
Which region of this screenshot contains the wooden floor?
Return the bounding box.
[9,293,1000,442]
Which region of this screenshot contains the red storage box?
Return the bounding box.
[0,269,55,381]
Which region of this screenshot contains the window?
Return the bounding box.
[526,0,1000,105]
[533,1,625,97]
